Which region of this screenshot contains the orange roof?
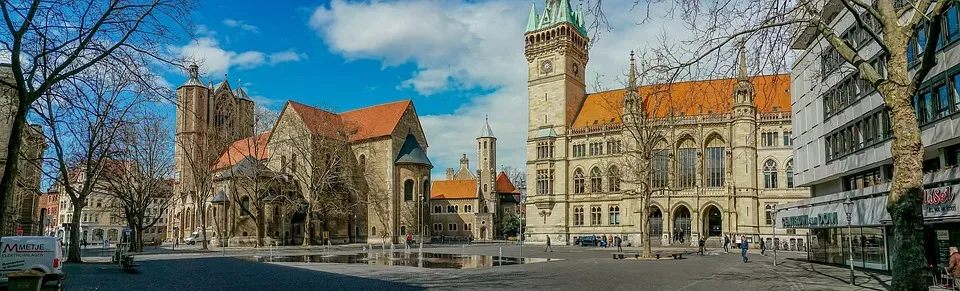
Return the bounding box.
[572,74,790,128]
[495,172,520,194]
[340,100,411,141]
[286,100,411,142]
[213,132,271,170]
[431,180,476,200]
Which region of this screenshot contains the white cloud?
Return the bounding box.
[309,0,692,177]
[268,50,308,65]
[195,24,216,37]
[223,19,259,33]
[170,37,264,76]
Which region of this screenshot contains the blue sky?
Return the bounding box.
[162,0,687,179]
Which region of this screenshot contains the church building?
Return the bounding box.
[523,0,810,249]
[170,63,432,246]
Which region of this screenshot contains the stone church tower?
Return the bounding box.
[173,63,254,238]
[523,0,588,241]
[476,117,496,239]
[730,46,759,235]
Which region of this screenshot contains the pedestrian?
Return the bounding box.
[698,238,705,255]
[607,235,613,248]
[734,234,740,249]
[723,235,730,253]
[740,235,749,263]
[679,229,685,244]
[760,239,767,256]
[673,228,679,242]
[615,236,623,252]
[947,246,959,288]
[545,235,553,252]
[468,235,473,245]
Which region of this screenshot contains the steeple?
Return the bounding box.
[732,41,756,108]
[478,115,496,138]
[628,50,637,90]
[460,154,469,170]
[526,2,540,33]
[532,0,585,35]
[179,62,204,88]
[738,42,748,81]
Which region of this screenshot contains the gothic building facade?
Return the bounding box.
[429,120,522,241]
[170,64,432,246]
[523,0,810,248]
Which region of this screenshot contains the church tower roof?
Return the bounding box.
[478,115,495,138]
[528,0,586,35]
[179,62,205,88]
[395,131,432,167]
[525,2,540,33]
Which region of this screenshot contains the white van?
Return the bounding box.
[0,236,65,286]
[183,230,215,245]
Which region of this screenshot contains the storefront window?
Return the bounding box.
[808,227,888,270]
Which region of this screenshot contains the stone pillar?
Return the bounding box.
[690,210,700,247]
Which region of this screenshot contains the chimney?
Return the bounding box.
[446,168,455,180]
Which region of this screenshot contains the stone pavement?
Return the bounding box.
[62,243,892,290]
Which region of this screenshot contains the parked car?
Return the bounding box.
[0,236,65,287]
[578,235,596,246]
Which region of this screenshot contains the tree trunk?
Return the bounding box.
[256,207,265,248]
[129,227,143,253]
[642,197,652,258]
[199,205,208,250]
[0,101,30,232]
[302,215,311,246]
[880,80,927,291]
[67,205,83,262]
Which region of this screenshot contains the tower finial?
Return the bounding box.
[738,40,747,81]
[628,50,637,90]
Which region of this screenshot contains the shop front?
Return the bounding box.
[775,183,960,271]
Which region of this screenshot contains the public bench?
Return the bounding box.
[653,252,684,259]
[611,252,640,260]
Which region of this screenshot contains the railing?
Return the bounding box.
[569,111,790,134]
[759,111,791,121]
[569,123,623,135]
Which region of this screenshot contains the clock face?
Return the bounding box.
[541,60,553,73]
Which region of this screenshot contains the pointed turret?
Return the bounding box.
[395,132,432,167]
[526,2,540,33]
[532,0,585,35]
[478,115,496,138]
[179,62,204,88]
[628,51,637,91]
[732,41,756,106]
[738,43,748,81]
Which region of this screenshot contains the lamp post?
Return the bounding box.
[519,197,524,259]
[842,197,855,286]
[769,207,778,266]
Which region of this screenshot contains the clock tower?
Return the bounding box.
[523,0,589,243]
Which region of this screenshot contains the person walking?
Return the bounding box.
[698,238,705,255]
[673,228,679,243]
[740,235,749,263]
[679,229,685,244]
[615,236,623,252]
[723,235,730,253]
[760,239,767,256]
[545,235,553,252]
[947,246,959,288]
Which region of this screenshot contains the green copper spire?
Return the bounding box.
[525,2,540,33]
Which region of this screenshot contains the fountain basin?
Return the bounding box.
[238,252,557,269]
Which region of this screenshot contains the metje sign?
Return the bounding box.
[782,212,840,228]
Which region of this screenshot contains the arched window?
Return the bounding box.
[573,168,585,194]
[447,205,456,213]
[241,196,251,216]
[608,166,621,192]
[403,180,414,201]
[434,205,442,213]
[609,206,621,225]
[372,227,377,237]
[764,160,778,188]
[677,139,697,188]
[465,205,473,213]
[573,207,584,225]
[400,226,406,235]
[786,160,794,188]
[590,167,602,192]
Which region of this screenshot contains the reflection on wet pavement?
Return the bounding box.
[237,252,559,269]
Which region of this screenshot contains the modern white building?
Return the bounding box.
[785,0,960,271]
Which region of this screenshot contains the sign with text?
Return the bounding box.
[782,212,840,228]
[778,184,960,228]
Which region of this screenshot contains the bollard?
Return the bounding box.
[656,253,660,260]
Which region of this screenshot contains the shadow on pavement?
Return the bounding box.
[63,257,423,291]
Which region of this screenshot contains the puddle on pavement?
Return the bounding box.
[237,252,558,269]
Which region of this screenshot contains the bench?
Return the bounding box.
[653,252,684,260]
[611,252,640,260]
[121,255,140,273]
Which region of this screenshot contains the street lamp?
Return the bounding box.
[769,207,778,266]
[842,197,855,286]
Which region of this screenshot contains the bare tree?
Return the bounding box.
[219,132,279,248]
[502,166,526,190]
[0,0,192,230]
[282,110,365,246]
[101,113,174,252]
[175,122,231,250]
[33,64,141,262]
[590,0,942,286]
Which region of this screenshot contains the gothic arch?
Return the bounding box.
[703,131,725,148]
[648,202,666,215]
[670,202,694,216]
[675,133,697,149]
[699,202,724,216]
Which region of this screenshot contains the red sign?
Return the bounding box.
[16,228,22,236]
[924,187,953,205]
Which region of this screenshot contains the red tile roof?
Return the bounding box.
[431,180,477,200]
[495,172,520,194]
[572,74,790,128]
[286,100,412,142]
[213,132,271,170]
